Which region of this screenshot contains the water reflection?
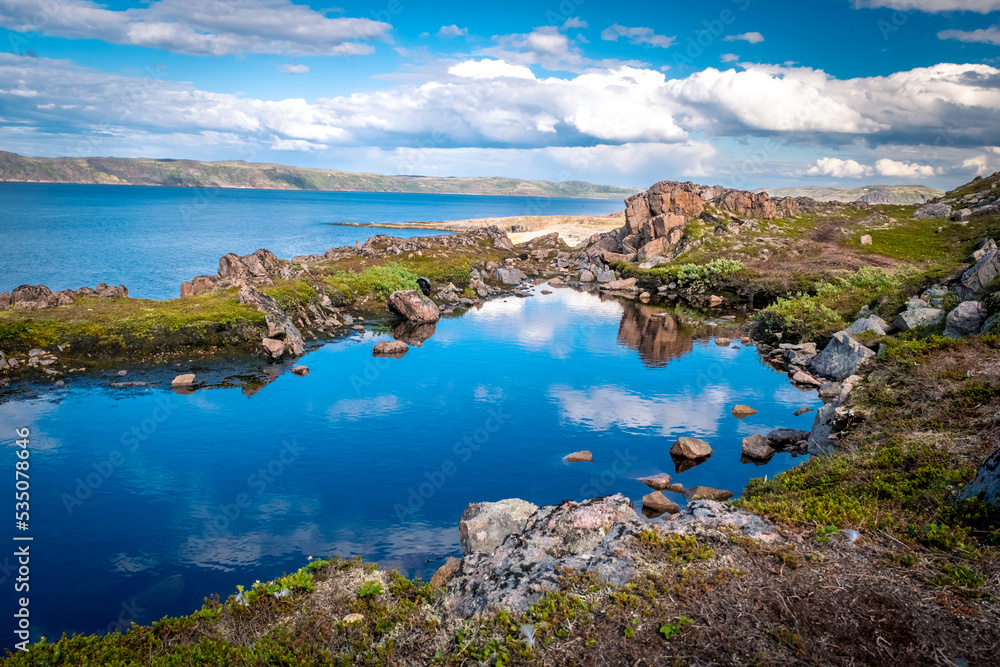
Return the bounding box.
[616,301,695,368]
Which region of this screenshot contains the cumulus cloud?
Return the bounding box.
[0,0,390,56]
[875,157,936,177]
[806,157,874,178]
[437,24,468,38]
[964,154,991,174]
[720,53,740,63]
[939,27,1000,44]
[724,32,765,44]
[601,24,676,48]
[448,59,535,80]
[854,0,1000,12]
[279,64,309,74]
[562,17,588,29]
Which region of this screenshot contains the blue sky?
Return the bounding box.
[1,0,999,189]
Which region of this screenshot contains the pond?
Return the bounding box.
[0,284,820,645]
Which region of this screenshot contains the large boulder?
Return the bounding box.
[600,278,637,291]
[742,433,775,460]
[809,331,875,381]
[387,290,441,324]
[914,202,952,219]
[494,267,528,285]
[962,446,1000,505]
[767,429,811,448]
[894,308,945,332]
[944,301,986,338]
[459,498,539,556]
[669,436,713,459]
[958,246,1000,299]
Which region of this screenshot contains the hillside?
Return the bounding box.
[0,150,638,199]
[759,184,943,204]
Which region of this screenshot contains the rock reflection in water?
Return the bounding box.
[616,300,694,368]
[392,321,437,347]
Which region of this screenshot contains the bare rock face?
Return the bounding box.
[670,436,713,459]
[387,290,441,324]
[182,248,289,297]
[714,189,778,219]
[459,498,539,556]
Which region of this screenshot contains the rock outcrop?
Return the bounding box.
[1,283,129,310]
[181,248,293,297]
[459,498,539,556]
[238,286,306,360]
[962,445,1000,505]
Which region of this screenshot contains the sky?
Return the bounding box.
[0,0,999,190]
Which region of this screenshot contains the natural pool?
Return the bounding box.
[0,285,821,646]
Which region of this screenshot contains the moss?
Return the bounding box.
[321,262,421,300]
[634,531,715,563]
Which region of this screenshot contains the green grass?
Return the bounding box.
[321,263,421,300]
[0,290,265,356]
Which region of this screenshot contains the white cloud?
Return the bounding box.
[964,154,991,174]
[720,53,740,63]
[601,24,675,48]
[271,138,327,151]
[0,0,390,56]
[448,59,535,80]
[854,0,1000,12]
[724,32,765,44]
[279,64,309,74]
[437,24,468,38]
[875,157,936,177]
[806,157,874,178]
[562,17,588,29]
[939,27,1000,44]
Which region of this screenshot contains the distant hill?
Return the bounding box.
[758,184,944,205]
[0,150,639,200]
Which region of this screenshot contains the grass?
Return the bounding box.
[0,290,266,357]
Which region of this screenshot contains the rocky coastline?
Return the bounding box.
[4,172,1000,665]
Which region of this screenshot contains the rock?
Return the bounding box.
[982,313,1000,335]
[944,301,986,338]
[238,286,306,357]
[682,486,733,502]
[0,292,9,308]
[636,473,673,491]
[430,557,462,587]
[171,374,196,388]
[373,340,409,358]
[564,450,593,463]
[116,370,128,377]
[639,292,650,302]
[845,315,889,336]
[742,434,775,460]
[641,492,680,516]
[709,295,723,307]
[809,332,875,381]
[342,613,364,624]
[261,338,285,358]
[794,407,813,416]
[894,307,945,332]
[969,239,997,264]
[180,275,218,298]
[291,365,309,376]
[860,234,873,245]
[495,267,528,285]
[548,277,565,287]
[459,498,539,556]
[600,278,637,291]
[596,269,616,283]
[741,336,751,344]
[958,245,1000,298]
[387,290,441,324]
[218,248,284,287]
[914,202,952,219]
[670,436,713,459]
[767,429,812,447]
[579,270,596,282]
[962,445,1000,505]
[791,371,822,387]
[731,404,758,418]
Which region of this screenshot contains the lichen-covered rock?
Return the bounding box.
[944,301,986,338]
[809,331,875,381]
[894,307,945,332]
[387,290,441,324]
[958,245,1000,299]
[845,315,889,336]
[914,202,952,219]
[459,498,539,556]
[494,267,527,285]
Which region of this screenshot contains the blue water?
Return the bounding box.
[0,287,820,645]
[0,184,623,300]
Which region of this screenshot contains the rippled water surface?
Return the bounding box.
[0,286,820,644]
[0,184,622,299]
